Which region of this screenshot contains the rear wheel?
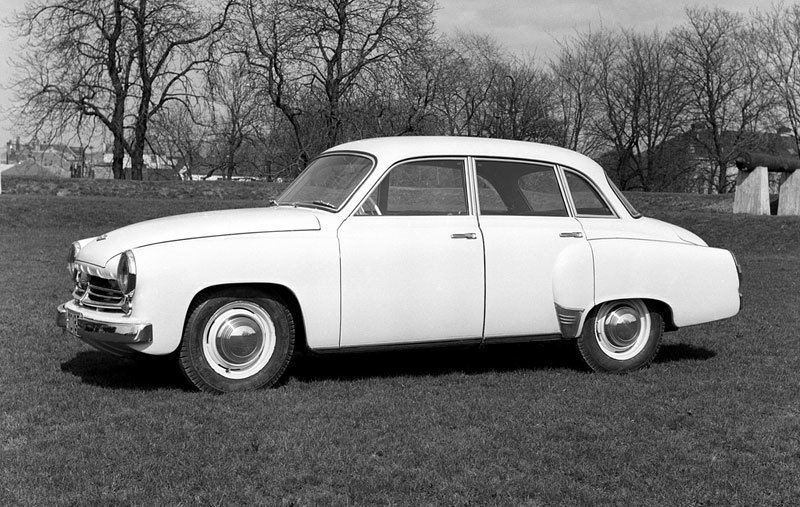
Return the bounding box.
[577,299,663,373]
[179,289,295,392]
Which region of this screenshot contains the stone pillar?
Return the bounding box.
[733,166,770,215]
[777,170,800,216]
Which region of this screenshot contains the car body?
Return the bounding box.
[57,136,741,392]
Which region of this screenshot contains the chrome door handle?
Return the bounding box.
[451,233,477,240]
[559,231,584,238]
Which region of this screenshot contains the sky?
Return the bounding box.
[0,0,768,151]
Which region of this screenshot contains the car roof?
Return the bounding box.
[326,136,606,179]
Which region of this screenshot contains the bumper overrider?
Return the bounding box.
[56,303,152,356]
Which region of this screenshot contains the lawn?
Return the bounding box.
[1,191,798,505]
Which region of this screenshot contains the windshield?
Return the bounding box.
[605,173,642,218]
[277,153,374,211]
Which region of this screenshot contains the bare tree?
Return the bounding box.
[670,7,770,193]
[434,33,503,137]
[233,0,435,167]
[12,0,234,180]
[122,0,234,180]
[484,58,561,143]
[752,4,800,157]
[590,30,688,191]
[550,31,603,154]
[205,56,265,179]
[629,31,692,191]
[13,0,136,178]
[149,101,210,179]
[343,44,447,138]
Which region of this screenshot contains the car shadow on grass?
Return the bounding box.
[654,342,716,364]
[60,351,190,391]
[59,341,715,390]
[290,341,716,383]
[290,341,585,383]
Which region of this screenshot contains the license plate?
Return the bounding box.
[66,309,81,336]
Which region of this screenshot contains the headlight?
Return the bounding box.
[67,241,81,276]
[116,250,137,295]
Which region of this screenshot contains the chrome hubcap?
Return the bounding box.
[217,316,263,365]
[203,302,276,379]
[595,300,650,360]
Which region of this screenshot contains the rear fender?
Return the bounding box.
[590,239,740,328]
[552,241,595,337]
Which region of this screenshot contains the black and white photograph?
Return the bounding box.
[0,0,797,504]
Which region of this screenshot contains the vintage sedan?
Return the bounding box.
[57,137,741,392]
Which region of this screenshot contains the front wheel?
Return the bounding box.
[179,289,295,392]
[577,299,663,373]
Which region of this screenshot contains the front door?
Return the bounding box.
[338,158,485,347]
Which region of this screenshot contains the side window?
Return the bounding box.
[476,175,509,214]
[358,159,468,216]
[565,171,614,216]
[475,160,567,217]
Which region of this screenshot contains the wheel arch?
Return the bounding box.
[183,283,308,351]
[642,298,677,332]
[576,297,677,336]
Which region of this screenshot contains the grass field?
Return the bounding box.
[1,191,798,505]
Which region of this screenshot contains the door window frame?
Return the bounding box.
[557,167,619,219]
[350,157,476,217]
[471,157,570,218]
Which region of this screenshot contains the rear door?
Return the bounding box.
[476,159,586,338]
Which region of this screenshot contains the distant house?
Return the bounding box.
[4,137,94,178]
[598,126,799,193]
[93,151,180,180]
[664,127,798,193]
[3,137,179,180]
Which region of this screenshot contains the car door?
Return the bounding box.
[337,158,485,347]
[476,159,586,339]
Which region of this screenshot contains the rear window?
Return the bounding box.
[564,172,614,216]
[605,174,642,218]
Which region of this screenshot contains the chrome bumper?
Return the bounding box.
[57,303,152,355]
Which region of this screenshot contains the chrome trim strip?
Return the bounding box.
[57,304,152,345]
[555,303,585,338]
[71,273,130,314]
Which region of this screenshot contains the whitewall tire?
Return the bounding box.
[179,289,295,392]
[577,299,663,373]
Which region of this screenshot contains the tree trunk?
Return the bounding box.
[130,121,147,181]
[130,87,151,180]
[112,137,125,179]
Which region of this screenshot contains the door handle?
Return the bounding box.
[559,231,583,238]
[451,233,478,240]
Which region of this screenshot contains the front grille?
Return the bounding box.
[73,275,128,313]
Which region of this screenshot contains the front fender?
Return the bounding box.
[126,230,341,355]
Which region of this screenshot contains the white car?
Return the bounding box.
[57,137,741,392]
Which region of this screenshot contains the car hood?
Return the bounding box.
[77,207,321,268]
